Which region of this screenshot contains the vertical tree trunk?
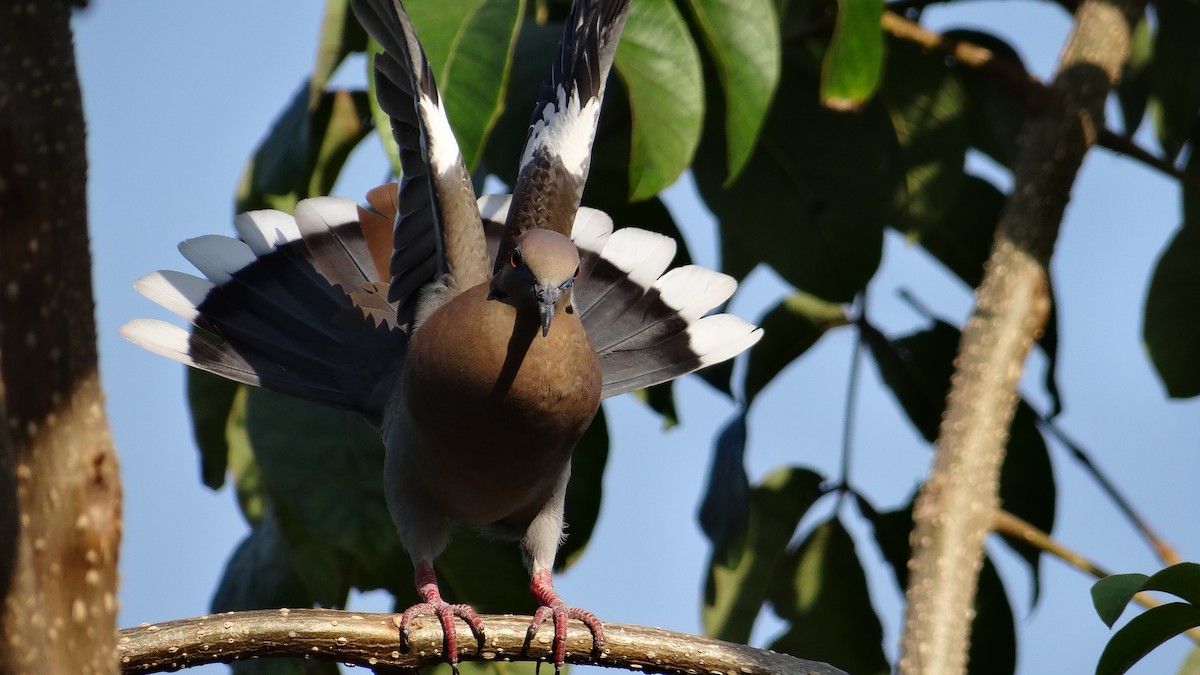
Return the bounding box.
[896,2,1143,673]
[0,2,123,673]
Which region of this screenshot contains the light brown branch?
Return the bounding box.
[116,609,845,674]
[896,1,1144,674]
[993,510,1200,643]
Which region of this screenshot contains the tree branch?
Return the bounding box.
[0,4,123,673]
[896,1,1143,673]
[116,609,845,674]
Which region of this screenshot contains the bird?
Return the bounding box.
[121,0,763,671]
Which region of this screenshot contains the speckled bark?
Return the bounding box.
[0,2,123,673]
[896,2,1143,673]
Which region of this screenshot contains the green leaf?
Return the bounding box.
[743,291,849,404]
[943,28,1027,168]
[821,0,884,110]
[703,466,825,642]
[1150,0,1200,161]
[880,37,969,235]
[768,517,889,674]
[405,0,524,171]
[556,409,609,571]
[1094,573,1153,628]
[614,0,704,199]
[694,47,897,300]
[1144,221,1200,398]
[681,0,780,181]
[226,387,265,525]
[1094,563,1200,627]
[186,370,239,490]
[437,529,533,613]
[1117,17,1153,137]
[312,0,368,101]
[1097,603,1200,675]
[244,389,398,601]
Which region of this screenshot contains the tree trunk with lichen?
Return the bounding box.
[896,1,1144,673]
[0,3,123,673]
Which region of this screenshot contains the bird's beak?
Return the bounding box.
[534,283,559,337]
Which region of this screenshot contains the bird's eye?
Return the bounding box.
[573,265,581,280]
[510,249,522,269]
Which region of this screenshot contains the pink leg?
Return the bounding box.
[395,561,485,671]
[527,569,604,672]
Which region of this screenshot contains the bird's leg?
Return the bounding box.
[395,560,484,670]
[527,568,604,672]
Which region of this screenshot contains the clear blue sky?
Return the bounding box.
[74,2,1199,673]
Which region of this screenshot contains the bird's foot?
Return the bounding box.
[527,570,604,673]
[396,563,485,672]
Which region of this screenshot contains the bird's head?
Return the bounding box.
[489,229,581,337]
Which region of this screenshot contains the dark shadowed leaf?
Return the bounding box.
[943,28,1027,168]
[744,292,849,404]
[862,319,1056,595]
[557,409,609,570]
[855,495,1017,674]
[907,173,1003,288]
[438,529,534,614]
[821,0,884,110]
[405,0,523,170]
[703,466,825,642]
[225,387,265,525]
[1097,603,1200,675]
[681,0,780,181]
[614,0,704,200]
[1093,563,1200,627]
[212,512,311,613]
[699,411,751,555]
[768,517,889,674]
[880,37,969,235]
[1150,0,1200,161]
[186,370,239,490]
[1144,220,1200,398]
[237,87,374,214]
[1117,17,1152,137]
[694,48,897,300]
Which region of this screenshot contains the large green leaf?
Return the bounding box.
[703,466,825,642]
[694,44,898,300]
[1093,563,1200,628]
[1144,220,1200,398]
[768,517,889,674]
[614,0,704,200]
[880,37,969,236]
[312,0,368,100]
[681,0,780,181]
[404,0,524,171]
[699,412,752,556]
[743,291,849,404]
[186,370,239,490]
[1098,603,1200,675]
[820,0,884,110]
[1150,0,1200,161]
[908,173,1004,288]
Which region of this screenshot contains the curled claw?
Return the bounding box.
[399,562,485,670]
[528,570,604,672]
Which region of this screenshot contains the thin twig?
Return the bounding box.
[1035,417,1182,566]
[993,510,1200,642]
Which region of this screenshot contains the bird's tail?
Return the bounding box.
[121,187,409,422]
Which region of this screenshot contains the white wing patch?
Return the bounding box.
[133,270,214,323]
[420,94,463,176]
[235,209,302,255]
[179,235,256,285]
[520,85,602,178]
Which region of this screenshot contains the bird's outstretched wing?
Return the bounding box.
[352,0,490,310]
[495,0,632,272]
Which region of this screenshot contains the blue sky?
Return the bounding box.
[74,1,1199,673]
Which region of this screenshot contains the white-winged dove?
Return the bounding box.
[122,0,762,670]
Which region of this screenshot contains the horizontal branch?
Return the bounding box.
[117,609,845,674]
